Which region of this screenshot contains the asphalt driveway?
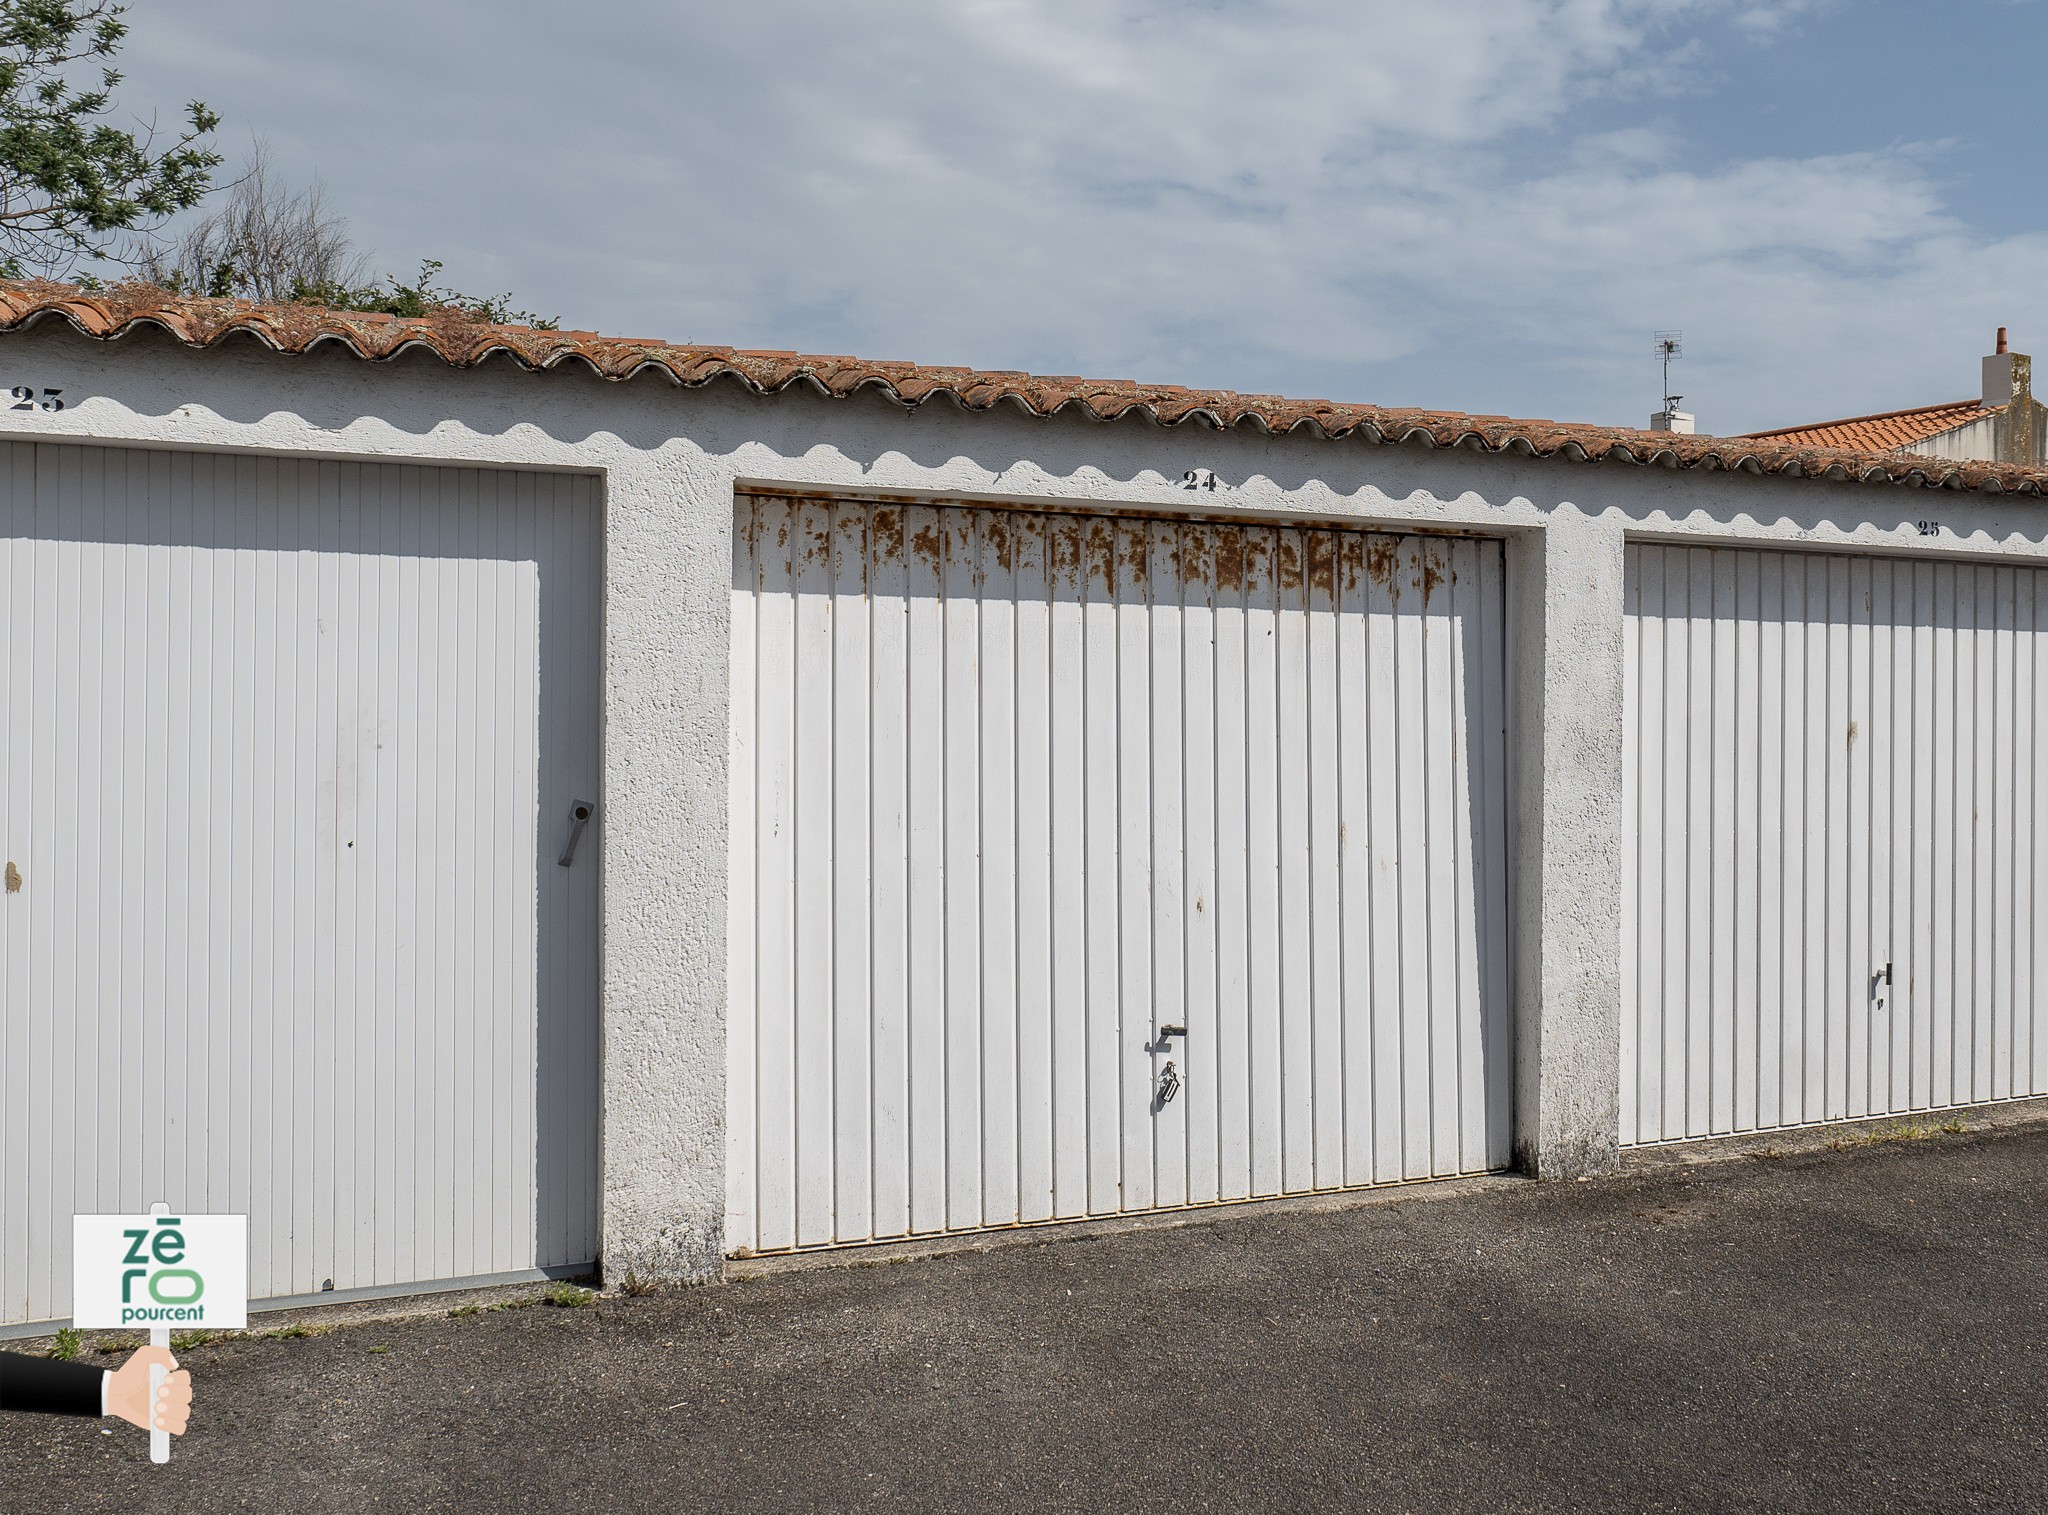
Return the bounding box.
[4,1121,2046,1513]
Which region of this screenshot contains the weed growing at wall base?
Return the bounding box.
[1828,1117,1969,1151]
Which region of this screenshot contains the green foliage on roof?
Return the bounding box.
[289,259,559,331]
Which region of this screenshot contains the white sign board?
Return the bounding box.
[73,1213,248,1330]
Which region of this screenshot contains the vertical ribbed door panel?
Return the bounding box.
[728,496,1512,1253]
[0,444,601,1326]
[1623,543,2048,1144]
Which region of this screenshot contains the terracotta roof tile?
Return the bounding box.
[6,280,2048,495]
[1740,398,1996,454]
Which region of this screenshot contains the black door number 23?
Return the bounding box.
[10,386,62,410]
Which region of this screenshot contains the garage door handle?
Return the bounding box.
[558,800,595,867]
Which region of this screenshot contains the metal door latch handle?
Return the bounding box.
[1159,1024,1187,1039]
[1871,961,1892,1001]
[1157,1059,1181,1107]
[558,800,595,867]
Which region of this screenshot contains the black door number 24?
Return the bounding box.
[10,387,62,410]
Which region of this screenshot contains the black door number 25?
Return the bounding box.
[10,386,62,410]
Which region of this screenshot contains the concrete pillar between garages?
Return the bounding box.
[1507,510,1626,1178]
[598,462,732,1286]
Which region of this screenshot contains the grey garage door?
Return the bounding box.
[1624,543,2048,1145]
[0,443,601,1326]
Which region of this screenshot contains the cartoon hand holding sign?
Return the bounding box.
[109,1346,194,1433]
[0,1342,191,1432]
[23,1202,251,1462]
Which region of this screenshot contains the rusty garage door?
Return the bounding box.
[727,495,1511,1253]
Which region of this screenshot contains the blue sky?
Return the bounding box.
[110,1,2048,436]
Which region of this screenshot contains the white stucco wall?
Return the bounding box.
[7,322,2048,1279]
[1920,413,2003,465]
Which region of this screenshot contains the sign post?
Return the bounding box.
[73,1204,248,1463]
[145,1203,170,1465]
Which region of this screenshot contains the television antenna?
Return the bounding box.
[1653,331,1683,413]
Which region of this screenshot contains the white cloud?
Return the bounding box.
[108,0,2048,432]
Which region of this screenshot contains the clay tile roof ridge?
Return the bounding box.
[1741,396,1992,442]
[5,280,2048,495]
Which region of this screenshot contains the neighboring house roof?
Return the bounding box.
[8,280,2048,495]
[1740,398,1997,453]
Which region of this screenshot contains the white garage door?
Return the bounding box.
[728,495,1512,1254]
[0,444,601,1327]
[1624,543,2048,1145]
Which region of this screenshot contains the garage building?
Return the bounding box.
[1,285,2044,1329]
